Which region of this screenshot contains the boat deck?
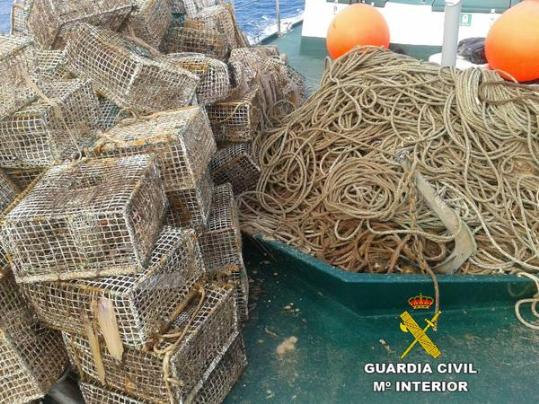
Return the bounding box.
[227,238,537,403]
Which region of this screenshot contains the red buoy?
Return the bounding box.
[326,4,390,60]
[485,0,539,82]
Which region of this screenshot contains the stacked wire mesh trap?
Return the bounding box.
[0,268,68,404]
[27,0,133,49]
[0,0,306,402]
[65,23,199,114]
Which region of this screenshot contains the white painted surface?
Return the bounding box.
[302,0,502,46]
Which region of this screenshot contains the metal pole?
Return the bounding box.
[276,0,281,37]
[441,0,463,67]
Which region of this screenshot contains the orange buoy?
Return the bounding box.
[485,0,539,82]
[326,4,390,60]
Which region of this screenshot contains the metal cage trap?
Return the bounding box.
[65,23,199,114]
[206,89,262,143]
[22,226,205,349]
[165,53,231,105]
[1,155,167,283]
[0,35,36,120]
[27,0,133,49]
[209,143,261,195]
[199,184,249,321]
[65,282,238,403]
[0,269,68,404]
[88,107,216,193]
[0,79,100,168]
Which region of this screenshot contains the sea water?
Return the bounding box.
[0,0,305,42]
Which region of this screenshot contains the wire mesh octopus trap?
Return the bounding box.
[0,269,68,404]
[65,23,199,115]
[1,155,167,283]
[210,143,260,195]
[10,0,34,36]
[161,26,229,61]
[0,79,99,168]
[87,107,216,193]
[34,49,72,81]
[191,5,240,51]
[165,53,231,105]
[124,0,172,49]
[22,226,205,348]
[78,333,247,404]
[165,169,215,230]
[27,0,133,49]
[199,184,249,322]
[206,89,262,143]
[64,283,239,403]
[180,0,223,17]
[0,35,36,120]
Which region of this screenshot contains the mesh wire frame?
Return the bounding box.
[65,23,199,115]
[1,155,168,283]
[193,5,238,51]
[27,0,133,49]
[0,269,68,404]
[166,169,215,231]
[180,0,222,17]
[3,167,44,190]
[0,79,100,168]
[88,107,216,192]
[97,97,131,132]
[199,183,249,322]
[0,168,20,212]
[0,35,36,120]
[64,283,239,403]
[34,49,72,81]
[10,0,34,36]
[123,0,172,49]
[21,226,205,349]
[206,89,262,143]
[209,143,261,195]
[78,333,247,404]
[165,53,231,105]
[160,26,229,61]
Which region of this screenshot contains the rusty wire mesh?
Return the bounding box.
[79,333,246,404]
[22,226,205,348]
[210,143,260,195]
[65,283,238,403]
[0,79,99,168]
[10,0,34,36]
[0,269,68,404]
[199,184,249,321]
[1,155,167,283]
[165,53,230,105]
[97,97,130,132]
[34,49,72,81]
[192,334,247,404]
[0,35,36,120]
[180,0,222,17]
[124,0,172,49]
[27,0,133,49]
[65,23,199,115]
[206,89,261,143]
[3,167,44,190]
[161,26,228,61]
[166,169,214,230]
[88,107,215,192]
[192,5,238,50]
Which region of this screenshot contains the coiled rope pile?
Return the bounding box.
[240,47,539,276]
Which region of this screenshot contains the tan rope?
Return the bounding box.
[240,47,539,276]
